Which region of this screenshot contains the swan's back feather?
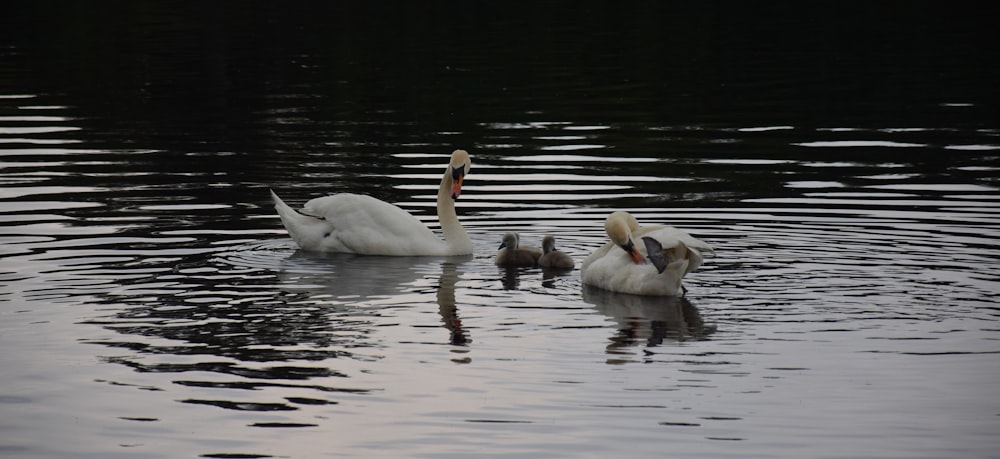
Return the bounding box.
[306,193,445,255]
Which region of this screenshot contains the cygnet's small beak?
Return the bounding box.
[498,240,507,250]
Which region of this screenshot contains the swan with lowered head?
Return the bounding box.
[495,232,542,267]
[271,149,473,256]
[581,211,711,296]
[538,235,575,270]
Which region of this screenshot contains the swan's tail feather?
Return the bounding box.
[271,189,322,219]
[271,189,326,248]
[270,188,297,220]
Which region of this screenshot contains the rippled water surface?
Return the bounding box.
[2,4,999,458]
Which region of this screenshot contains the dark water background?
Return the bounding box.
[2,3,999,458]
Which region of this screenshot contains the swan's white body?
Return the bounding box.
[271,150,473,256]
[582,211,711,296]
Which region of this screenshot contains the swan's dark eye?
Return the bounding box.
[452,164,465,181]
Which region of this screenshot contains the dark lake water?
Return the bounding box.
[2,4,999,458]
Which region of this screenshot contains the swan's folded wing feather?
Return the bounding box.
[303,193,444,255]
[296,207,324,219]
[642,226,712,253]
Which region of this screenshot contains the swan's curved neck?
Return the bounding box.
[437,169,472,254]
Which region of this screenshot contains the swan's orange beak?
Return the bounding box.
[451,174,463,200]
[620,239,646,264]
[450,164,466,200]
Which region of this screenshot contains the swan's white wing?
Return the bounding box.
[640,226,710,275]
[301,193,446,255]
[636,225,711,250]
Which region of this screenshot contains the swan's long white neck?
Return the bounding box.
[437,165,472,255]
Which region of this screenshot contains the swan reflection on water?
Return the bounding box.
[278,251,473,346]
[435,260,469,346]
[277,250,465,296]
[582,285,714,350]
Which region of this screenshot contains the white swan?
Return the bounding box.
[271,149,473,256]
[495,232,542,267]
[538,235,575,270]
[581,211,712,296]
